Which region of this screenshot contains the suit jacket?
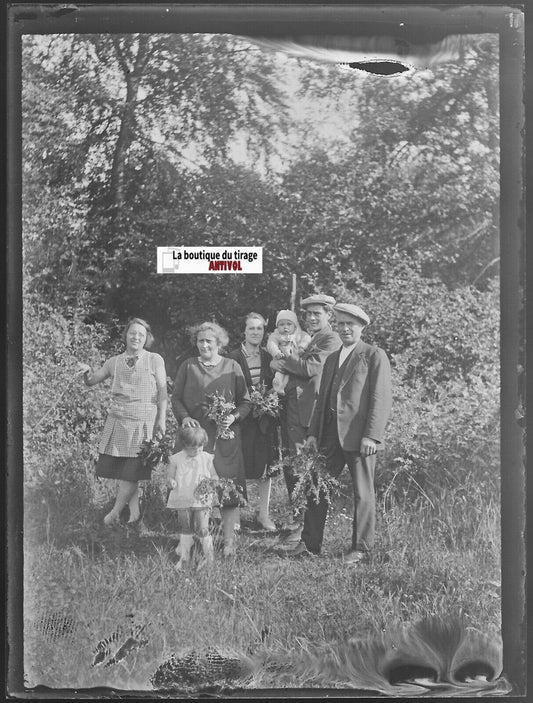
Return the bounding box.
[308,339,392,451]
[278,326,341,428]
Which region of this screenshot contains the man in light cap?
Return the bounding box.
[270,294,341,537]
[284,302,392,563]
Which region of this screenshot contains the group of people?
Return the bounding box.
[79,293,392,568]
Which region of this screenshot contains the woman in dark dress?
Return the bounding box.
[230,313,278,531]
[171,321,251,556]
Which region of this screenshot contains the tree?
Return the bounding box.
[22,33,290,316]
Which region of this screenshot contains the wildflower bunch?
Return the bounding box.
[249,382,280,419]
[138,433,175,470]
[194,477,247,507]
[206,391,236,440]
[267,444,340,512]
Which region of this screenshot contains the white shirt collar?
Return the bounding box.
[338,343,357,366]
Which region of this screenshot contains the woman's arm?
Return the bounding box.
[153,354,168,438]
[171,360,200,427]
[232,362,252,421]
[78,360,111,387]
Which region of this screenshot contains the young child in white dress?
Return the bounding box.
[267,309,312,395]
[166,426,219,569]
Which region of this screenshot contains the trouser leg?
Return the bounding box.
[346,453,376,552]
[301,416,345,554]
[280,388,307,512]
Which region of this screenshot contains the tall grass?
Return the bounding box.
[24,470,501,691]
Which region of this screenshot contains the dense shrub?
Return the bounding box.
[335,263,500,497]
[335,257,499,392]
[23,299,116,533]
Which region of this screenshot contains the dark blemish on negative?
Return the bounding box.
[48,5,79,17]
[151,649,246,692]
[343,62,410,75]
[92,622,150,668]
[91,629,122,667]
[34,611,78,642]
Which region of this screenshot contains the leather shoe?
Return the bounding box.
[281,541,315,559]
[284,526,303,543]
[344,550,368,565]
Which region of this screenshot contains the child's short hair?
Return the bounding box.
[179,425,208,447]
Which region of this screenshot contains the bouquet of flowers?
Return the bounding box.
[249,382,280,419]
[206,391,236,439]
[194,477,247,507]
[138,433,175,471]
[266,444,340,512]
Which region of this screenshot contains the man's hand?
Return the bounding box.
[305,436,318,451]
[270,359,286,372]
[360,436,377,457]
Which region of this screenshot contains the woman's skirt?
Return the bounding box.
[95,454,152,482]
[241,415,279,480]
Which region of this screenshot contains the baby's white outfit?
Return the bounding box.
[267,328,312,395]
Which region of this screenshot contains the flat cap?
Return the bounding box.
[333,303,370,326]
[300,294,336,309]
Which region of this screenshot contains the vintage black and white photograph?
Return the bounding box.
[8,3,525,697]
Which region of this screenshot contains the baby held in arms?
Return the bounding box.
[267,310,311,395]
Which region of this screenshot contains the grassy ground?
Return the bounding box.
[23,472,502,692]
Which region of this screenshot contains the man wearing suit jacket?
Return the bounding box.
[270,294,341,535]
[285,302,392,563]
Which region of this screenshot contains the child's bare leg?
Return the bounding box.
[175,509,194,570]
[195,509,214,563]
[104,480,137,525]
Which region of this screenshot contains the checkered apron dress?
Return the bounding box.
[98,351,158,457]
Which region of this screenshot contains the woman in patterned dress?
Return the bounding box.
[230,312,278,531]
[171,321,251,556]
[78,318,168,525]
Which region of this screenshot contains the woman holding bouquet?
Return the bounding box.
[171,321,251,556]
[230,313,279,531]
[78,318,168,526]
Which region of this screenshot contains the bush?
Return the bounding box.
[335,258,499,393]
[24,299,115,533]
[335,262,500,497]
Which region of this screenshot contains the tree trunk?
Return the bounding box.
[109,35,150,223]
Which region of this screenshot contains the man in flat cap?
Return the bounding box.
[270,294,341,538]
[284,302,392,563]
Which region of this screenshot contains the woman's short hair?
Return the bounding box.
[121,317,154,349]
[244,312,266,329]
[179,425,208,447]
[189,321,229,351]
